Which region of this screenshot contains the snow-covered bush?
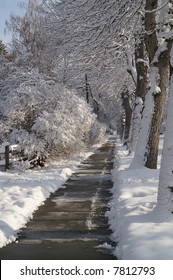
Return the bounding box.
[0,68,105,163]
[89,121,106,145]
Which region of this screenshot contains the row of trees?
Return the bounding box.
[1,0,173,212]
[40,0,173,213]
[0,1,110,165]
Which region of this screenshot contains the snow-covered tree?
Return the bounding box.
[43,0,140,130]
[157,46,173,214]
[0,40,8,56]
[145,0,172,169]
[0,67,106,164]
[128,17,148,153]
[0,0,109,168]
[131,0,172,169]
[6,0,55,73]
[156,0,173,213]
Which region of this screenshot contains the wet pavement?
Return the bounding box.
[0,136,117,260]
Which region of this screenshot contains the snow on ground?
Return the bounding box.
[2,133,173,260]
[109,135,173,260]
[0,142,103,249]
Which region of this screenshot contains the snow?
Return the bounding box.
[0,144,102,248]
[126,44,137,85]
[109,135,173,260]
[1,133,173,260]
[171,45,173,67]
[130,89,154,168]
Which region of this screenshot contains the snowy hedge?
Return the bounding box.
[0,68,106,164]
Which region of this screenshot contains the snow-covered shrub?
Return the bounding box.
[0,68,105,163]
[89,121,106,145]
[32,97,97,158]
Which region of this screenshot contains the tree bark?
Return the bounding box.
[130,0,158,167]
[145,42,172,169]
[132,0,170,169]
[157,45,173,213]
[135,33,148,102]
[130,84,154,168]
[128,31,148,153]
[144,0,158,63]
[121,88,132,144]
[85,73,90,103]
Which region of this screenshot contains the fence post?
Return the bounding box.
[5,145,10,171]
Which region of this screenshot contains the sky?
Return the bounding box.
[0,0,28,44]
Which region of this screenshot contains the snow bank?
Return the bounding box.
[109,136,173,260]
[0,145,101,248]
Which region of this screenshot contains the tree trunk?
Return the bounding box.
[85,73,89,103]
[130,80,154,168]
[157,46,173,213]
[128,31,148,153]
[128,97,144,153]
[144,0,158,63]
[135,32,148,101]
[121,88,132,144]
[131,0,170,168]
[145,43,172,169]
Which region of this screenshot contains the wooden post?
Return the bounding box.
[5,145,10,171]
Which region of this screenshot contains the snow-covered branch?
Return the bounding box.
[144,0,169,14]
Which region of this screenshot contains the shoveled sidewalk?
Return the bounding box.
[0,136,117,260]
